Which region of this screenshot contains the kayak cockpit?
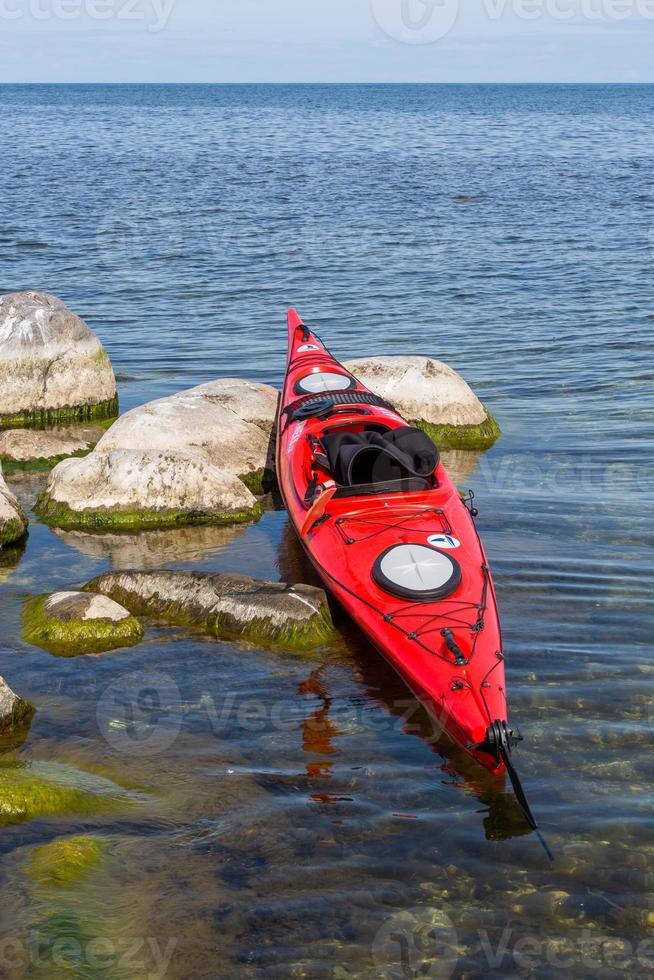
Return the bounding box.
[320,425,439,488]
[302,415,441,503]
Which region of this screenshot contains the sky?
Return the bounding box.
[1,0,654,83]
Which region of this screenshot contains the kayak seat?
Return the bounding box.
[321,426,440,489]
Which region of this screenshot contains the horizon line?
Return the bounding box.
[1,80,653,86]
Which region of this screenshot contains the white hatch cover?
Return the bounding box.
[295,371,355,395]
[373,544,462,602]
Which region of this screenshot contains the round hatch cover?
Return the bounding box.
[373,544,462,601]
[294,371,356,395]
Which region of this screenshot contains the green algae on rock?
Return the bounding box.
[0,395,119,431]
[23,592,144,656]
[413,410,501,451]
[84,569,335,651]
[35,497,263,532]
[238,466,277,496]
[27,835,107,887]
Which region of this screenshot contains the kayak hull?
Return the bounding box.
[277,309,508,775]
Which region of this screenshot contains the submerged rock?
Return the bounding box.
[27,835,106,887]
[85,570,334,650]
[0,292,118,428]
[0,465,28,547]
[35,378,277,530]
[23,591,144,655]
[344,355,500,450]
[0,423,107,472]
[0,760,145,827]
[0,677,35,734]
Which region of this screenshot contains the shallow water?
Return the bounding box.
[1,84,653,978]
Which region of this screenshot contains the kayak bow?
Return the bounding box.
[277,309,549,853]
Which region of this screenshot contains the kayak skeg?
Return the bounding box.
[277,309,520,778]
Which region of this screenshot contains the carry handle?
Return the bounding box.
[441,629,467,666]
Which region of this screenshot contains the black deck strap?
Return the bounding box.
[284,390,397,423]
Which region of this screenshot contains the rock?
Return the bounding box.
[35,378,278,530]
[96,378,278,491]
[0,292,118,427]
[35,449,261,531]
[85,570,334,650]
[22,591,144,655]
[0,677,35,734]
[0,423,105,472]
[343,356,500,450]
[0,465,28,548]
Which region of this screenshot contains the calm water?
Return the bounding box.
[1,84,653,978]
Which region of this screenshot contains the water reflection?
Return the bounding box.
[299,666,339,783]
[439,449,484,489]
[51,522,250,570]
[0,540,27,585]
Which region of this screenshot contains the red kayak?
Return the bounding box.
[277,310,547,844]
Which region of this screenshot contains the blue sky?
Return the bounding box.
[1,0,654,82]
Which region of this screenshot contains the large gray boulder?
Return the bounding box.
[0,465,27,548]
[96,379,278,489]
[85,570,334,650]
[0,292,117,427]
[0,677,34,734]
[344,356,500,450]
[36,449,260,531]
[35,379,278,531]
